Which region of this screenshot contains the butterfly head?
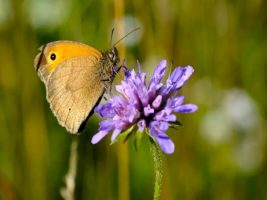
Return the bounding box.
[107,47,119,67]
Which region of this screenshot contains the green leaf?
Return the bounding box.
[110,125,137,145]
[134,130,144,151]
[145,129,157,144]
[169,120,182,129]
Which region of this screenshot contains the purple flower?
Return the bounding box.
[91,60,198,154]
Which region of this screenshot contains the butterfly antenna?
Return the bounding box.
[110,28,115,47]
[112,27,141,47]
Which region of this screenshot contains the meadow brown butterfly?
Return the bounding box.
[34,41,120,134]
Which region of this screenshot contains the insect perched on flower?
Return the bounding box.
[91,59,198,154]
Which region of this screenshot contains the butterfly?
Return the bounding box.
[34,40,120,134]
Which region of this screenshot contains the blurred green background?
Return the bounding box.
[0,0,267,199]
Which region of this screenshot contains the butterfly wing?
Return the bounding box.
[34,41,102,84]
[46,56,105,134]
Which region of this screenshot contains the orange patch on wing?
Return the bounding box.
[46,43,102,73]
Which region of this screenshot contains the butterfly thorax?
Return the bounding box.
[98,47,120,84]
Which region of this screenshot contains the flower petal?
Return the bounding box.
[148,60,167,100]
[144,104,154,116]
[91,130,109,144]
[170,66,194,90]
[134,77,149,106]
[111,129,122,141]
[156,135,175,154]
[148,60,167,90]
[124,68,131,78]
[116,81,138,105]
[99,120,115,131]
[126,105,140,123]
[137,119,146,132]
[154,112,176,122]
[149,121,169,134]
[166,96,184,109]
[117,69,150,108]
[174,104,198,113]
[159,66,194,98]
[94,103,115,118]
[152,95,162,108]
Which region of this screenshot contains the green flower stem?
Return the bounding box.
[150,137,163,200]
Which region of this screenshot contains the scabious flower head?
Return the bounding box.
[91,60,198,154]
